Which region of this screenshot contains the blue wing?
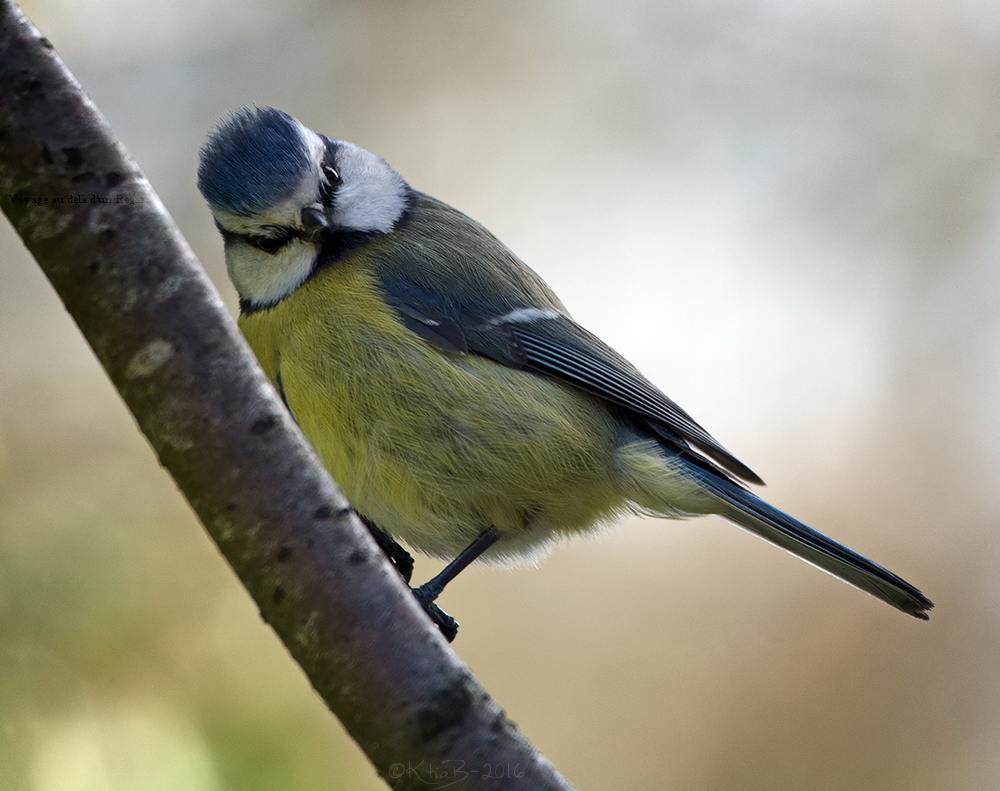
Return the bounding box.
[377,275,762,485]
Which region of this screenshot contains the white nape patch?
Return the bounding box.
[492,307,563,325]
[331,142,408,233]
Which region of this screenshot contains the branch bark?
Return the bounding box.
[0,2,577,788]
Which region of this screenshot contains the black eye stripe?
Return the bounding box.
[260,224,293,238]
[247,227,295,254]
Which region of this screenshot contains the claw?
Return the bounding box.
[414,592,459,642]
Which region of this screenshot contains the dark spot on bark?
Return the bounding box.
[39,37,54,50]
[70,172,95,184]
[40,143,52,164]
[277,545,293,562]
[313,505,333,520]
[348,550,368,565]
[88,261,100,274]
[273,586,286,604]
[417,677,475,743]
[490,710,514,735]
[97,228,115,244]
[106,171,123,187]
[250,415,278,435]
[25,79,43,95]
[63,147,83,169]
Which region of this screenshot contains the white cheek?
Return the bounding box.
[226,241,316,306]
[331,143,407,232]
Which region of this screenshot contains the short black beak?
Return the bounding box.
[300,205,328,243]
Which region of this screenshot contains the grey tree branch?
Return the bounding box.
[0,2,577,788]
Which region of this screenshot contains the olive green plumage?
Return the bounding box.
[199,108,932,623]
[241,195,709,562]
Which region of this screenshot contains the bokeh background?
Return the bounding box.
[2,0,999,788]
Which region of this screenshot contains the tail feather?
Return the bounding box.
[690,467,933,620]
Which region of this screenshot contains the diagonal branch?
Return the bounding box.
[0,2,576,788]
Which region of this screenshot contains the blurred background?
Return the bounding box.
[1,0,998,788]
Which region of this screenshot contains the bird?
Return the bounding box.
[197,106,932,641]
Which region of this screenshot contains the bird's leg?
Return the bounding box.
[415,527,501,604]
[413,527,500,642]
[356,513,415,583]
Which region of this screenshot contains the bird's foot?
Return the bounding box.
[413,586,459,642]
[357,514,415,583]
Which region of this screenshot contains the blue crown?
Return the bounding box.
[198,107,311,216]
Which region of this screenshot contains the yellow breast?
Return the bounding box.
[239,252,629,561]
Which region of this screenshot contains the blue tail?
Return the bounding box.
[686,463,933,619]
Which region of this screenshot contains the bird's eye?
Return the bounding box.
[319,165,341,205]
[249,230,292,254]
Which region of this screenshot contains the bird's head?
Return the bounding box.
[198,106,410,309]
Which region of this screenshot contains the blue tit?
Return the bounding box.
[198,107,932,640]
